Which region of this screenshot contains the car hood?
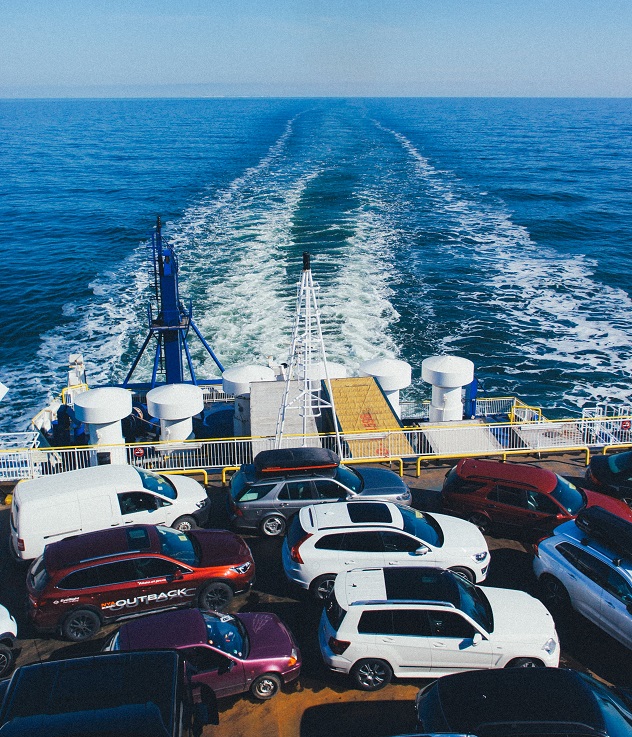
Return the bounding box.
[483,587,557,642]
[584,489,632,521]
[239,612,299,661]
[430,512,488,553]
[190,529,253,567]
[167,474,208,503]
[356,468,410,497]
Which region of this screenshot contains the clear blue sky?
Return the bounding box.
[2,0,630,97]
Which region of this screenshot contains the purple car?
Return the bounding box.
[103,607,301,700]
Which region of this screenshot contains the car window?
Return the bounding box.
[381,531,420,553]
[488,485,528,508]
[549,475,584,515]
[325,592,347,630]
[118,492,158,515]
[59,561,139,589]
[526,490,559,514]
[340,531,384,552]
[334,465,362,494]
[428,611,476,638]
[181,646,232,672]
[135,468,177,500]
[133,557,180,579]
[278,481,314,501]
[602,568,632,603]
[399,508,444,547]
[314,533,346,550]
[313,479,346,500]
[392,610,432,636]
[609,451,632,475]
[558,543,613,590]
[156,527,199,566]
[358,610,393,634]
[57,567,101,590]
[237,483,276,502]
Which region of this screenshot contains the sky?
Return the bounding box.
[1,0,631,98]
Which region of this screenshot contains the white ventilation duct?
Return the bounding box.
[222,365,276,397]
[146,384,204,442]
[422,355,474,422]
[359,358,412,418]
[73,387,133,464]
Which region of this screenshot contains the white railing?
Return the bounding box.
[400,397,516,421]
[4,415,632,482]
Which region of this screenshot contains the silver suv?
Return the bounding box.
[228,448,412,536]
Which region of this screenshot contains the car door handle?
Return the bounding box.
[432,642,447,648]
[567,573,577,580]
[381,637,395,643]
[343,561,356,565]
[388,561,399,565]
[279,503,289,507]
[606,601,616,609]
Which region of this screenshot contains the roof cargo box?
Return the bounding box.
[575,505,632,561]
[254,448,340,478]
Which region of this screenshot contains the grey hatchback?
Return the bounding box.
[228,448,412,536]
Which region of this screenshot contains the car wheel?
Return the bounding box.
[310,574,337,601]
[507,657,543,668]
[198,581,233,612]
[260,515,286,537]
[467,512,491,534]
[351,659,393,691]
[172,515,198,532]
[448,566,475,583]
[62,609,101,642]
[250,672,282,700]
[540,575,571,613]
[0,645,15,678]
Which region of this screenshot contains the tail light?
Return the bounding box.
[17,538,25,552]
[290,534,312,564]
[533,535,550,557]
[328,637,350,655]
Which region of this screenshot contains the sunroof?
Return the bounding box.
[384,568,458,604]
[347,503,392,524]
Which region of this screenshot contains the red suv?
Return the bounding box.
[26,524,255,642]
[441,459,632,537]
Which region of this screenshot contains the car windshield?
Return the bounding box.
[454,575,494,633]
[550,475,585,515]
[334,465,362,494]
[399,507,444,547]
[135,468,177,500]
[608,451,632,475]
[203,612,249,659]
[155,527,199,566]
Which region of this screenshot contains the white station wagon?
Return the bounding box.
[282,501,490,599]
[318,567,560,690]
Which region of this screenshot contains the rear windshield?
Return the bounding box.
[287,515,308,549]
[609,451,632,475]
[334,465,362,494]
[325,592,347,630]
[399,508,444,547]
[29,555,50,592]
[550,476,585,515]
[443,467,482,494]
[135,468,177,500]
[156,527,199,566]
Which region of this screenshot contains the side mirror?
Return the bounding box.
[414,545,430,556]
[218,659,235,675]
[173,569,184,581]
[471,632,483,646]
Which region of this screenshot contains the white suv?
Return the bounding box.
[533,506,632,650]
[319,566,559,690]
[282,501,490,599]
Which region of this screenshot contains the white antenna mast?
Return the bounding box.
[275,252,342,456]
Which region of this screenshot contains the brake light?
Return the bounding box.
[328,637,350,655]
[533,535,551,557]
[290,533,312,564]
[17,538,25,552]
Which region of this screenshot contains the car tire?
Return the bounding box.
[0,645,15,678]
[467,512,491,534]
[260,515,286,537]
[539,574,571,613]
[310,574,337,601]
[172,515,198,532]
[62,609,101,642]
[506,657,544,668]
[250,672,282,700]
[198,581,233,612]
[448,566,475,583]
[351,659,393,691]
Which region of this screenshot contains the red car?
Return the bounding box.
[26,524,254,642]
[441,458,632,536]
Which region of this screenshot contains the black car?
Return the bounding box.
[587,450,632,500]
[415,668,632,737]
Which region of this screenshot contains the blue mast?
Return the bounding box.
[122,216,224,387]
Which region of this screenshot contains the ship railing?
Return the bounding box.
[5,414,632,482]
[400,397,526,422]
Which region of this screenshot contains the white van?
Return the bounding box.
[10,465,211,561]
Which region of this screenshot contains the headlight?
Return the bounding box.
[230,561,252,575]
[472,551,488,563]
[542,638,557,654]
[196,498,208,509]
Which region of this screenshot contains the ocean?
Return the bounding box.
[1,97,631,432]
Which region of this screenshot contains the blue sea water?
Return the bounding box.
[1,97,631,432]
